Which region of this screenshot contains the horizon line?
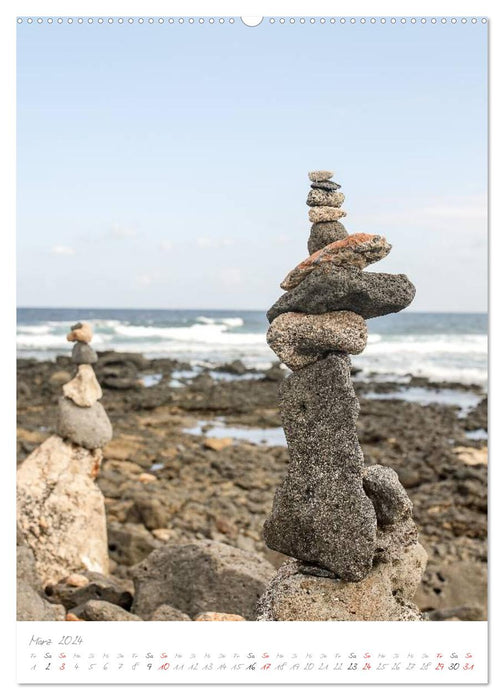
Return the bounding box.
[16,306,488,314]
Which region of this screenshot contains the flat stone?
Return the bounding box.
[131,540,275,620]
[308,170,334,182]
[70,600,142,621]
[309,206,346,223]
[63,364,103,407]
[150,604,191,621]
[263,354,377,581]
[256,543,427,621]
[56,397,113,449]
[306,189,345,207]
[267,267,416,323]
[281,234,392,291]
[72,342,98,365]
[310,180,341,191]
[194,612,245,621]
[363,464,413,526]
[308,221,348,254]
[267,311,367,370]
[16,435,108,586]
[67,321,93,343]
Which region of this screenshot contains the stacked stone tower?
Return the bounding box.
[257,171,427,620]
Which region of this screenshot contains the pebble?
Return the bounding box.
[308,170,334,182]
[67,322,93,344]
[308,206,346,223]
[72,342,98,365]
[310,180,341,191]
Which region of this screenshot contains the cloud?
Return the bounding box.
[196,236,235,249]
[109,223,137,239]
[52,245,75,256]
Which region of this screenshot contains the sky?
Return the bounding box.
[17,18,488,311]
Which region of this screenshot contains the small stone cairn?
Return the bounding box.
[17,322,112,589]
[257,171,427,621]
[57,322,112,448]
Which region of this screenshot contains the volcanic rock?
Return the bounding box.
[363,464,413,526]
[263,354,377,580]
[267,267,416,323]
[308,206,346,223]
[308,170,334,181]
[308,221,348,254]
[131,540,275,620]
[306,189,345,207]
[310,180,340,191]
[256,543,427,621]
[267,311,367,370]
[281,234,392,291]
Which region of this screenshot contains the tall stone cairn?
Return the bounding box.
[258,171,428,621]
[17,322,112,588]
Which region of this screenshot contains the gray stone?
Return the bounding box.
[45,570,134,611]
[308,170,334,182]
[256,543,427,621]
[374,516,418,564]
[308,221,348,255]
[306,189,345,207]
[17,581,66,621]
[56,397,113,449]
[310,180,341,191]
[107,521,160,566]
[263,354,377,581]
[150,604,191,621]
[131,540,275,620]
[267,311,367,370]
[267,267,416,323]
[70,600,142,621]
[363,464,413,526]
[308,206,346,223]
[72,342,98,365]
[17,543,40,585]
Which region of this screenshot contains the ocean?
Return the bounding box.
[16,309,487,389]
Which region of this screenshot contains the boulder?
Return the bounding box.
[263,354,377,581]
[17,435,109,586]
[257,543,427,621]
[131,540,275,620]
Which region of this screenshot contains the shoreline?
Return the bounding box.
[17,351,487,621]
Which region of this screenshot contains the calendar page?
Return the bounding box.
[14,1,489,687]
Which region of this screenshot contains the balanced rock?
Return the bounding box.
[63,364,103,407]
[267,311,367,370]
[67,321,93,343]
[131,540,275,620]
[267,267,416,322]
[308,206,346,223]
[281,234,392,291]
[306,189,345,207]
[308,221,348,254]
[310,180,340,191]
[308,170,334,182]
[256,543,427,621]
[263,354,377,581]
[16,435,109,586]
[57,396,112,449]
[72,342,98,365]
[363,464,413,526]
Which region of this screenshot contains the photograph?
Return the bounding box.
[16,14,487,634]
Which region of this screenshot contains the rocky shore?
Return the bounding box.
[17,349,487,621]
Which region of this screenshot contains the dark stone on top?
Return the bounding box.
[310,180,341,191]
[72,342,98,365]
[267,266,415,323]
[70,322,83,330]
[263,354,377,581]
